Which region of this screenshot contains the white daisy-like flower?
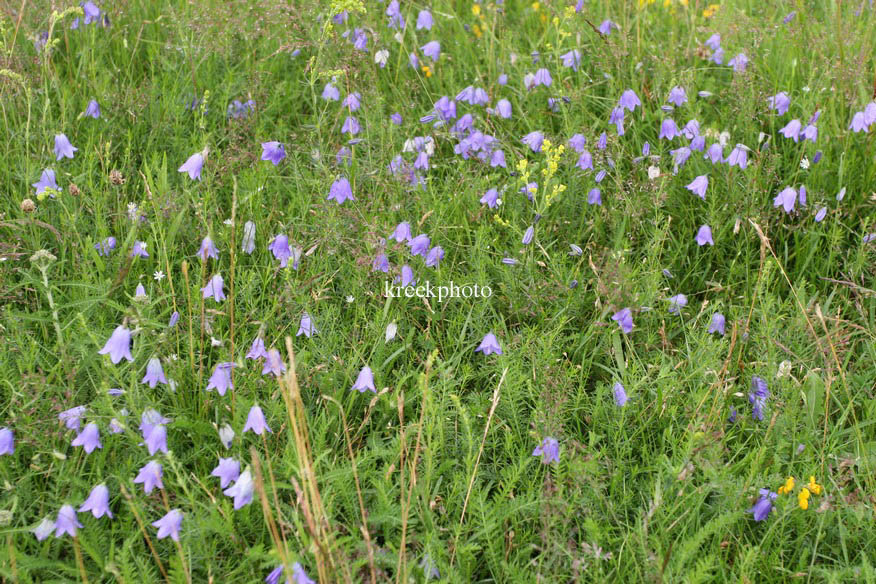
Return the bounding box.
[375,49,389,68]
[346,295,355,303]
[647,166,661,180]
[800,157,810,169]
[154,270,165,281]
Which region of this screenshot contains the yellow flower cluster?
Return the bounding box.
[778,476,824,510]
[703,4,720,18]
[541,140,566,208]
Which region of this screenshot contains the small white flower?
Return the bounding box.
[223,218,233,226]
[211,337,223,347]
[800,157,810,169]
[776,361,793,378]
[718,131,730,147]
[393,32,403,43]
[168,379,178,393]
[346,295,354,303]
[802,86,811,92]
[496,198,503,206]
[219,424,235,449]
[758,132,766,143]
[647,166,661,180]
[375,49,389,68]
[127,202,140,222]
[385,322,398,343]
[154,270,165,281]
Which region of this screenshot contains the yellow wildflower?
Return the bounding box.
[472,4,481,16]
[777,476,795,495]
[798,487,811,510]
[807,476,823,495]
[532,2,540,11]
[473,24,482,38]
[421,65,432,78]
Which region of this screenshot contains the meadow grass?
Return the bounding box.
[1,0,875,582]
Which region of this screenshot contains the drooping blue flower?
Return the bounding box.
[85,99,101,118]
[261,349,286,377]
[142,357,168,388]
[522,131,544,152]
[99,325,133,364]
[767,92,791,115]
[211,457,240,488]
[773,186,797,214]
[695,225,714,246]
[613,382,629,406]
[686,175,709,200]
[708,313,726,335]
[532,437,559,463]
[409,234,431,256]
[134,460,164,494]
[424,246,444,267]
[322,82,340,101]
[145,424,168,455]
[53,505,83,538]
[658,118,681,140]
[95,236,116,256]
[612,308,633,334]
[618,89,641,112]
[668,294,688,314]
[561,49,581,71]
[206,362,236,396]
[79,484,113,519]
[243,404,271,435]
[223,469,254,509]
[32,169,60,196]
[747,489,777,521]
[201,274,226,302]
[297,313,319,338]
[416,10,433,30]
[268,234,293,267]
[0,428,13,456]
[667,86,687,107]
[726,144,749,169]
[53,134,78,160]
[71,422,102,453]
[199,236,219,261]
[475,332,502,355]
[351,366,376,393]
[421,41,441,62]
[327,177,355,204]
[152,509,183,541]
[261,142,286,165]
[178,152,205,180]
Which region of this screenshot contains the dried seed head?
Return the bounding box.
[20,198,36,213]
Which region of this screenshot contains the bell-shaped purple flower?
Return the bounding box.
[71,422,102,453]
[612,308,634,334]
[779,119,802,142]
[211,457,240,488]
[98,325,133,364]
[246,336,268,361]
[145,424,168,455]
[328,177,355,204]
[496,99,512,119]
[728,53,749,72]
[425,246,444,267]
[475,332,502,355]
[416,9,433,30]
[262,349,286,377]
[588,188,602,206]
[243,404,271,435]
[708,312,726,335]
[79,484,113,519]
[561,49,581,71]
[390,221,412,242]
[206,362,235,396]
[178,152,205,180]
[695,225,714,246]
[773,187,797,214]
[613,382,629,406]
[59,405,87,431]
[618,89,641,112]
[421,41,440,61]
[767,92,791,115]
[54,505,83,538]
[223,469,254,509]
[201,273,226,302]
[199,236,219,261]
[134,460,164,494]
[142,357,168,388]
[95,236,116,256]
[522,131,544,152]
[532,437,559,464]
[668,294,688,314]
[0,428,13,456]
[321,82,340,101]
[667,86,687,107]
[409,234,431,256]
[726,144,749,169]
[399,264,416,287]
[748,489,777,521]
[297,312,318,338]
[85,99,101,118]
[268,234,293,267]
[658,118,681,140]
[352,366,376,393]
[705,143,724,164]
[686,175,709,200]
[32,169,60,196]
[261,141,286,165]
[130,241,149,258]
[54,134,78,161]
[480,188,500,208]
[152,509,183,541]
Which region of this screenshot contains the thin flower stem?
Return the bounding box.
[181,261,196,379]
[120,484,169,583]
[73,536,89,584]
[229,179,238,418]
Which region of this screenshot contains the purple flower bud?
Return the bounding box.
[613,382,629,406]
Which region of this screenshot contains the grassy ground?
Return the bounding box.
[1,0,875,582]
